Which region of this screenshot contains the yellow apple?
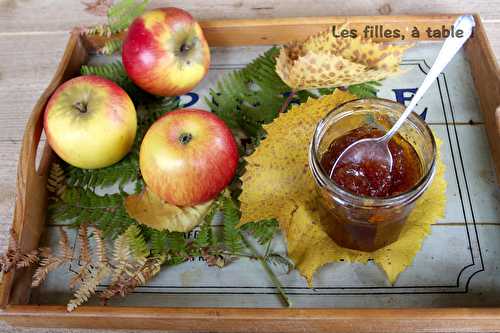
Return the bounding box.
[44,75,137,169]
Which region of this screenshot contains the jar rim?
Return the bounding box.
[309,97,437,207]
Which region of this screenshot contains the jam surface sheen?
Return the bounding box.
[320,126,422,197]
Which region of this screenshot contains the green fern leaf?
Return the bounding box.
[48,188,134,238]
[81,61,128,86]
[347,81,381,98]
[107,0,149,33]
[125,224,149,260]
[194,220,212,248]
[241,219,279,245]
[206,47,289,141]
[99,39,123,55]
[222,197,243,253]
[149,229,168,257]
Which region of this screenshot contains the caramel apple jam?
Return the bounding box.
[320,126,422,198]
[309,99,436,252]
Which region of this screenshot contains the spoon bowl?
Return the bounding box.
[329,136,393,179]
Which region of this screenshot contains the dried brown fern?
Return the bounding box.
[0,230,43,274]
[46,163,66,198]
[82,0,113,16]
[100,255,164,302]
[67,264,111,312]
[32,228,73,287]
[93,228,108,265]
[69,224,93,289]
[31,256,65,287]
[110,233,133,283]
[67,227,112,312]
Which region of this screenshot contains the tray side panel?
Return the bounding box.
[3,306,500,332]
[0,33,89,307]
[84,15,459,49]
[465,15,500,183]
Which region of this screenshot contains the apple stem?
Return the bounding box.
[73,101,88,114]
[279,90,296,113]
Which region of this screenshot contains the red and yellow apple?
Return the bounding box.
[140,108,238,206]
[44,75,137,169]
[122,7,210,97]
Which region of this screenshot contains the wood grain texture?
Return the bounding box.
[3,306,500,332]
[466,16,500,183]
[1,0,500,33]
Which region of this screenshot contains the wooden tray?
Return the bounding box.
[1,14,500,332]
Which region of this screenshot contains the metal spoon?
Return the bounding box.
[330,15,475,179]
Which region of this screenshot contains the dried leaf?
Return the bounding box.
[93,229,108,265]
[82,0,113,16]
[59,228,73,261]
[125,187,213,232]
[239,91,447,285]
[100,256,164,302]
[78,224,91,264]
[239,90,357,227]
[276,26,413,90]
[67,265,111,312]
[32,257,65,287]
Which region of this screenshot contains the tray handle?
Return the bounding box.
[0,33,88,307]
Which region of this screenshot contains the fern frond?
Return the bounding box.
[347,80,381,98]
[48,187,135,239]
[241,219,279,245]
[222,197,243,253]
[110,233,133,282]
[58,228,73,261]
[81,24,113,37]
[78,224,91,264]
[69,263,93,290]
[107,0,149,33]
[150,229,168,257]
[81,61,129,87]
[194,198,222,248]
[133,255,164,285]
[165,232,187,253]
[125,225,148,261]
[194,220,212,249]
[93,228,108,265]
[67,265,111,312]
[98,39,123,55]
[47,163,66,198]
[32,256,65,287]
[100,255,164,302]
[207,47,289,141]
[16,250,40,269]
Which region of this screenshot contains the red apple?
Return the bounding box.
[122,7,210,97]
[140,108,238,206]
[44,75,137,169]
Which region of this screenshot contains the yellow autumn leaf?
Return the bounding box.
[276,25,413,90]
[239,90,447,285]
[239,89,357,226]
[125,187,213,232]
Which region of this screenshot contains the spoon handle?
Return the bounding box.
[382,15,475,141]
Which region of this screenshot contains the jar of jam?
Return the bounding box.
[309,98,436,252]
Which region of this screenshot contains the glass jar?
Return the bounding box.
[309,98,437,252]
